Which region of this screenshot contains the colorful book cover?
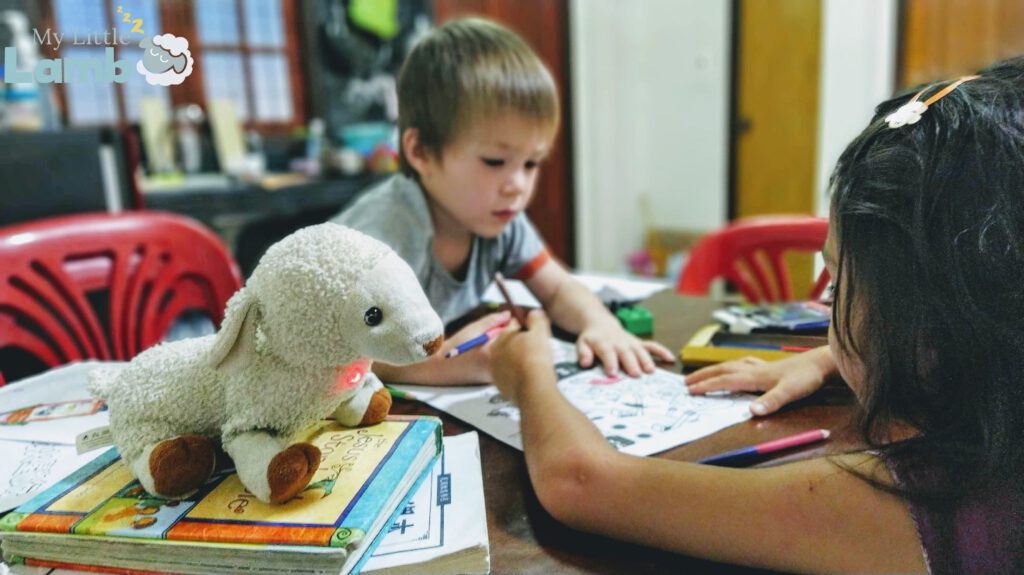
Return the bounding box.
[0,416,442,553]
[681,324,826,366]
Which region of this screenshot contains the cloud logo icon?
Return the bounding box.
[136,34,194,86]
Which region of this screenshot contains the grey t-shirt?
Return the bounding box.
[331,174,548,324]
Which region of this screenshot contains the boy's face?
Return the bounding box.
[413,113,553,238]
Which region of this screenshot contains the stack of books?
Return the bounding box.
[0,416,442,575]
[682,302,830,367]
[711,301,831,334]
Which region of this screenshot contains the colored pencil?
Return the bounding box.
[385,385,418,401]
[445,325,505,358]
[697,428,830,467]
[493,272,529,330]
[713,341,816,353]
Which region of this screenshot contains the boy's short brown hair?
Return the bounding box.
[396,17,560,177]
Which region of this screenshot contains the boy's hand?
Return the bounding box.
[439,311,511,384]
[577,318,676,377]
[490,310,554,405]
[685,346,836,416]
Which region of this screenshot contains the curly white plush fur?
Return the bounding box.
[89,224,444,502]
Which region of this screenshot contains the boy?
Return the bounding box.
[333,18,674,384]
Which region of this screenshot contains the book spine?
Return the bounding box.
[333,419,442,542]
[347,449,439,574]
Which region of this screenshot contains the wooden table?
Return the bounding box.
[391,290,858,575]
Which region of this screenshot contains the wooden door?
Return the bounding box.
[433,0,575,266]
[901,0,1024,88]
[733,0,821,298]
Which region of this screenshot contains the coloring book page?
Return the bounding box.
[390,341,755,456]
[0,362,124,446]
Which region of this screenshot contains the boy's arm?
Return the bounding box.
[524,258,612,334]
[524,259,675,374]
[490,313,925,574]
[373,357,485,386]
[372,311,511,385]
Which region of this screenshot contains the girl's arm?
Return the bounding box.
[524,259,675,376]
[490,312,925,574]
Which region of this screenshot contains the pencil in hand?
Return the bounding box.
[493,272,528,331]
[445,325,505,358]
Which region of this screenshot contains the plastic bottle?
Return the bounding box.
[2,11,42,131]
[0,65,7,130]
[246,129,266,176]
[175,104,205,174]
[305,118,325,176]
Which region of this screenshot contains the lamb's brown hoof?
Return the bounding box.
[268,443,321,504]
[150,435,216,497]
[358,387,392,426]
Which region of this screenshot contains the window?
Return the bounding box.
[51,0,170,125]
[47,0,305,131]
[196,0,296,124]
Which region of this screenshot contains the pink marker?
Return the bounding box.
[698,429,830,467]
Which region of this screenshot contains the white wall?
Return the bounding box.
[814,0,898,215]
[571,0,898,272]
[571,0,731,272]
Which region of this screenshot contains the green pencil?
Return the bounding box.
[385,385,418,401]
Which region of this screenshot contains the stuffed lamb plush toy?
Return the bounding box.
[89,224,444,504]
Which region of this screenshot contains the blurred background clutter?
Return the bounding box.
[0,0,1021,287]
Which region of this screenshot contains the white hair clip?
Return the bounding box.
[885,75,980,129]
[885,100,928,128]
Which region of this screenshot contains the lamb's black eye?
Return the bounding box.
[364,306,383,326]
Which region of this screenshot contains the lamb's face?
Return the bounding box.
[341,251,445,364]
[249,223,444,368]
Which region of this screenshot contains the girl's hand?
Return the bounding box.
[490,310,554,405]
[685,346,836,416]
[576,318,676,377]
[438,310,511,384]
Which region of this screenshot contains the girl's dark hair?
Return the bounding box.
[830,57,1024,499]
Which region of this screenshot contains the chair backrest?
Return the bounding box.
[677,216,830,303]
[0,211,242,380]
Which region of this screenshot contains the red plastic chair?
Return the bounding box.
[0,212,242,376]
[677,216,830,303]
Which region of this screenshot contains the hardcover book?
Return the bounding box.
[681,324,827,367]
[0,416,442,575]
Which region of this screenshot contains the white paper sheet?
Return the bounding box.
[0,363,124,446]
[481,273,669,308]
[572,273,671,302]
[390,341,754,457]
[0,440,105,513]
[363,433,489,575]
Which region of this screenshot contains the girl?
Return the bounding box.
[489,58,1024,573]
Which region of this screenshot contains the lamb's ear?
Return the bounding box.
[208,288,262,374]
